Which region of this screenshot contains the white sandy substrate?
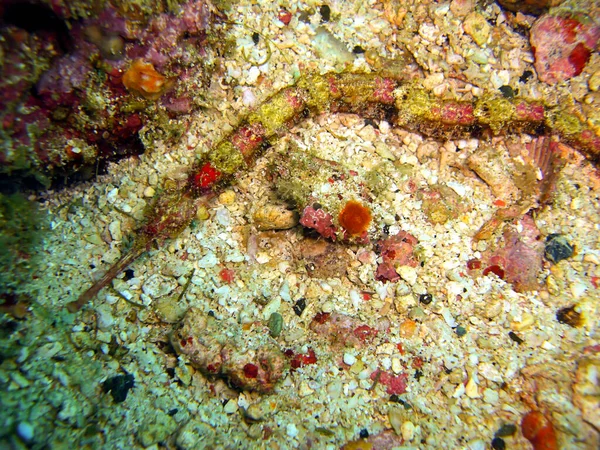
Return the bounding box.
[2,0,599,449]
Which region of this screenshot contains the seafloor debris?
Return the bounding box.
[171,307,288,393]
[497,0,563,15]
[102,373,135,403]
[122,59,174,99]
[298,204,338,241]
[417,183,467,225]
[309,312,389,349]
[556,304,583,327]
[469,136,565,241]
[370,369,409,395]
[0,193,47,296]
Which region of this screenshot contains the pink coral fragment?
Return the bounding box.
[371,369,408,395]
[375,231,418,282]
[530,14,600,84]
[488,215,544,292]
[299,205,337,240]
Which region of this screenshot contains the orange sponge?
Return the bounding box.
[338,200,371,235]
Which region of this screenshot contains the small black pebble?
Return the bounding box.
[455,325,467,337]
[319,4,331,22]
[359,429,369,439]
[419,293,433,305]
[293,298,307,316]
[544,233,574,264]
[491,437,506,450]
[389,395,412,409]
[102,374,134,403]
[251,32,260,44]
[495,423,517,437]
[519,70,534,83]
[498,85,515,98]
[124,269,135,281]
[508,331,524,344]
[352,45,365,54]
[167,408,178,416]
[208,310,215,317]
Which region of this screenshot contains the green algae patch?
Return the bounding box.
[547,109,584,137]
[298,74,332,112]
[209,140,245,174]
[248,89,304,137]
[395,86,435,126]
[474,97,515,134]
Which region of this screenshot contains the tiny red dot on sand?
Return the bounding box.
[313,312,330,324]
[278,9,292,25]
[467,259,482,270]
[243,363,259,378]
[483,264,505,279]
[219,268,235,283]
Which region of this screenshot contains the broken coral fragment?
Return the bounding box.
[487,215,544,292]
[172,308,288,393]
[299,204,337,240]
[375,231,419,282]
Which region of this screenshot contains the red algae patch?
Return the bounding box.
[338,200,371,235]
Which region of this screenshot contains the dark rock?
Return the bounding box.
[495,423,517,437]
[556,305,583,327]
[103,374,134,403]
[419,293,433,305]
[293,298,306,316]
[491,436,506,450]
[544,233,574,263]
